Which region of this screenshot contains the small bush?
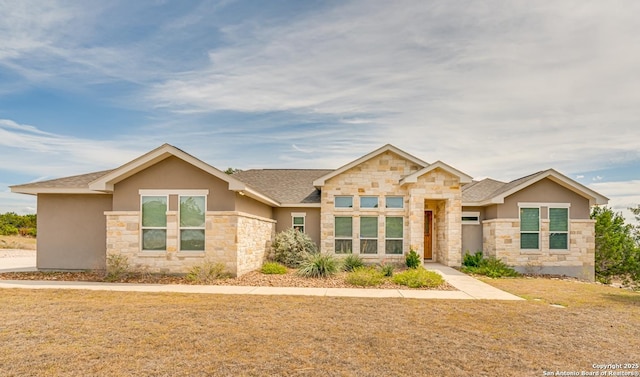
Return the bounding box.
[393,267,444,288]
[297,253,340,278]
[186,261,230,283]
[261,262,287,275]
[346,267,385,287]
[105,254,130,282]
[272,229,318,267]
[405,249,421,269]
[461,256,520,278]
[379,263,395,277]
[463,251,483,267]
[343,253,365,272]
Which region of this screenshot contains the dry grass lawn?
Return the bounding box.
[0,235,36,250]
[0,278,638,377]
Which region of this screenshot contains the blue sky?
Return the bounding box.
[1,0,639,221]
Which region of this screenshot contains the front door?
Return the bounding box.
[424,210,433,260]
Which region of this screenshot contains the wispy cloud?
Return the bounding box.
[146,1,640,179]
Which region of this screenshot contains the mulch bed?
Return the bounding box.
[0,269,456,290]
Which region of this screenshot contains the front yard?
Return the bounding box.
[0,278,638,376]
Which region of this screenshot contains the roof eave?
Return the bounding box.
[10,187,108,195]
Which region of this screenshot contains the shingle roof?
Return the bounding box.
[233,169,334,204]
[10,170,114,190]
[461,178,506,202]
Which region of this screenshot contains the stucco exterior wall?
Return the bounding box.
[461,206,485,256]
[37,194,112,270]
[274,207,321,246]
[482,218,595,281]
[497,178,591,219]
[105,210,275,276]
[112,156,236,212]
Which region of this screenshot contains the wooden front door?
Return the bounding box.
[424,211,433,260]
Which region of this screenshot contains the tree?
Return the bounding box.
[224,168,242,175]
[591,206,639,286]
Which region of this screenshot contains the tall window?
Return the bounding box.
[360,216,378,254]
[335,216,353,253]
[141,196,167,251]
[180,196,206,251]
[549,207,569,249]
[520,207,540,249]
[360,196,379,209]
[385,217,403,254]
[292,213,305,233]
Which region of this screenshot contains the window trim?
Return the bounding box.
[334,216,353,253]
[360,216,378,254]
[519,206,540,250]
[385,196,404,209]
[549,206,570,250]
[461,211,480,225]
[385,216,404,255]
[334,196,354,209]
[178,194,207,252]
[140,195,168,252]
[292,212,306,233]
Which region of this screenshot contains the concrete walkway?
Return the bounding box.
[0,259,523,300]
[0,249,36,273]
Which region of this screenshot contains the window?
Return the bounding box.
[549,207,569,249]
[385,217,403,254]
[141,196,167,251]
[385,196,404,209]
[292,212,305,233]
[360,216,378,254]
[179,196,206,251]
[360,196,378,209]
[461,211,480,225]
[520,207,540,249]
[335,216,353,253]
[335,196,353,208]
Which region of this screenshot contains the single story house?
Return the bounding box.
[11,144,608,280]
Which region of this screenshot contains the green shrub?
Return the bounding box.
[392,267,444,288]
[105,254,131,282]
[186,261,230,283]
[261,262,287,275]
[346,267,385,287]
[0,224,19,236]
[405,249,421,269]
[272,228,318,267]
[463,251,483,267]
[379,263,395,277]
[297,253,340,278]
[342,253,365,272]
[461,256,520,278]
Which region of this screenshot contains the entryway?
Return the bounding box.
[424,210,433,261]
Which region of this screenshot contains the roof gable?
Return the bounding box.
[400,160,473,185]
[312,144,429,187]
[87,144,279,206]
[464,169,608,206]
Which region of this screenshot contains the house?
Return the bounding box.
[10,144,608,280]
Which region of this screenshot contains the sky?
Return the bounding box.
[0,0,639,222]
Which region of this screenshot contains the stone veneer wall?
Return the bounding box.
[319,151,463,266]
[105,210,275,276]
[482,218,595,281]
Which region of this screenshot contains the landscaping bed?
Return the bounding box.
[0,268,456,290]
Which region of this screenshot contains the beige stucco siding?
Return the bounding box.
[497,178,591,218]
[274,207,321,246]
[112,156,236,212]
[37,194,113,270]
[235,193,273,219]
[461,206,485,255]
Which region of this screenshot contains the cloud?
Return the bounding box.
[145,1,640,179]
[590,180,640,224]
